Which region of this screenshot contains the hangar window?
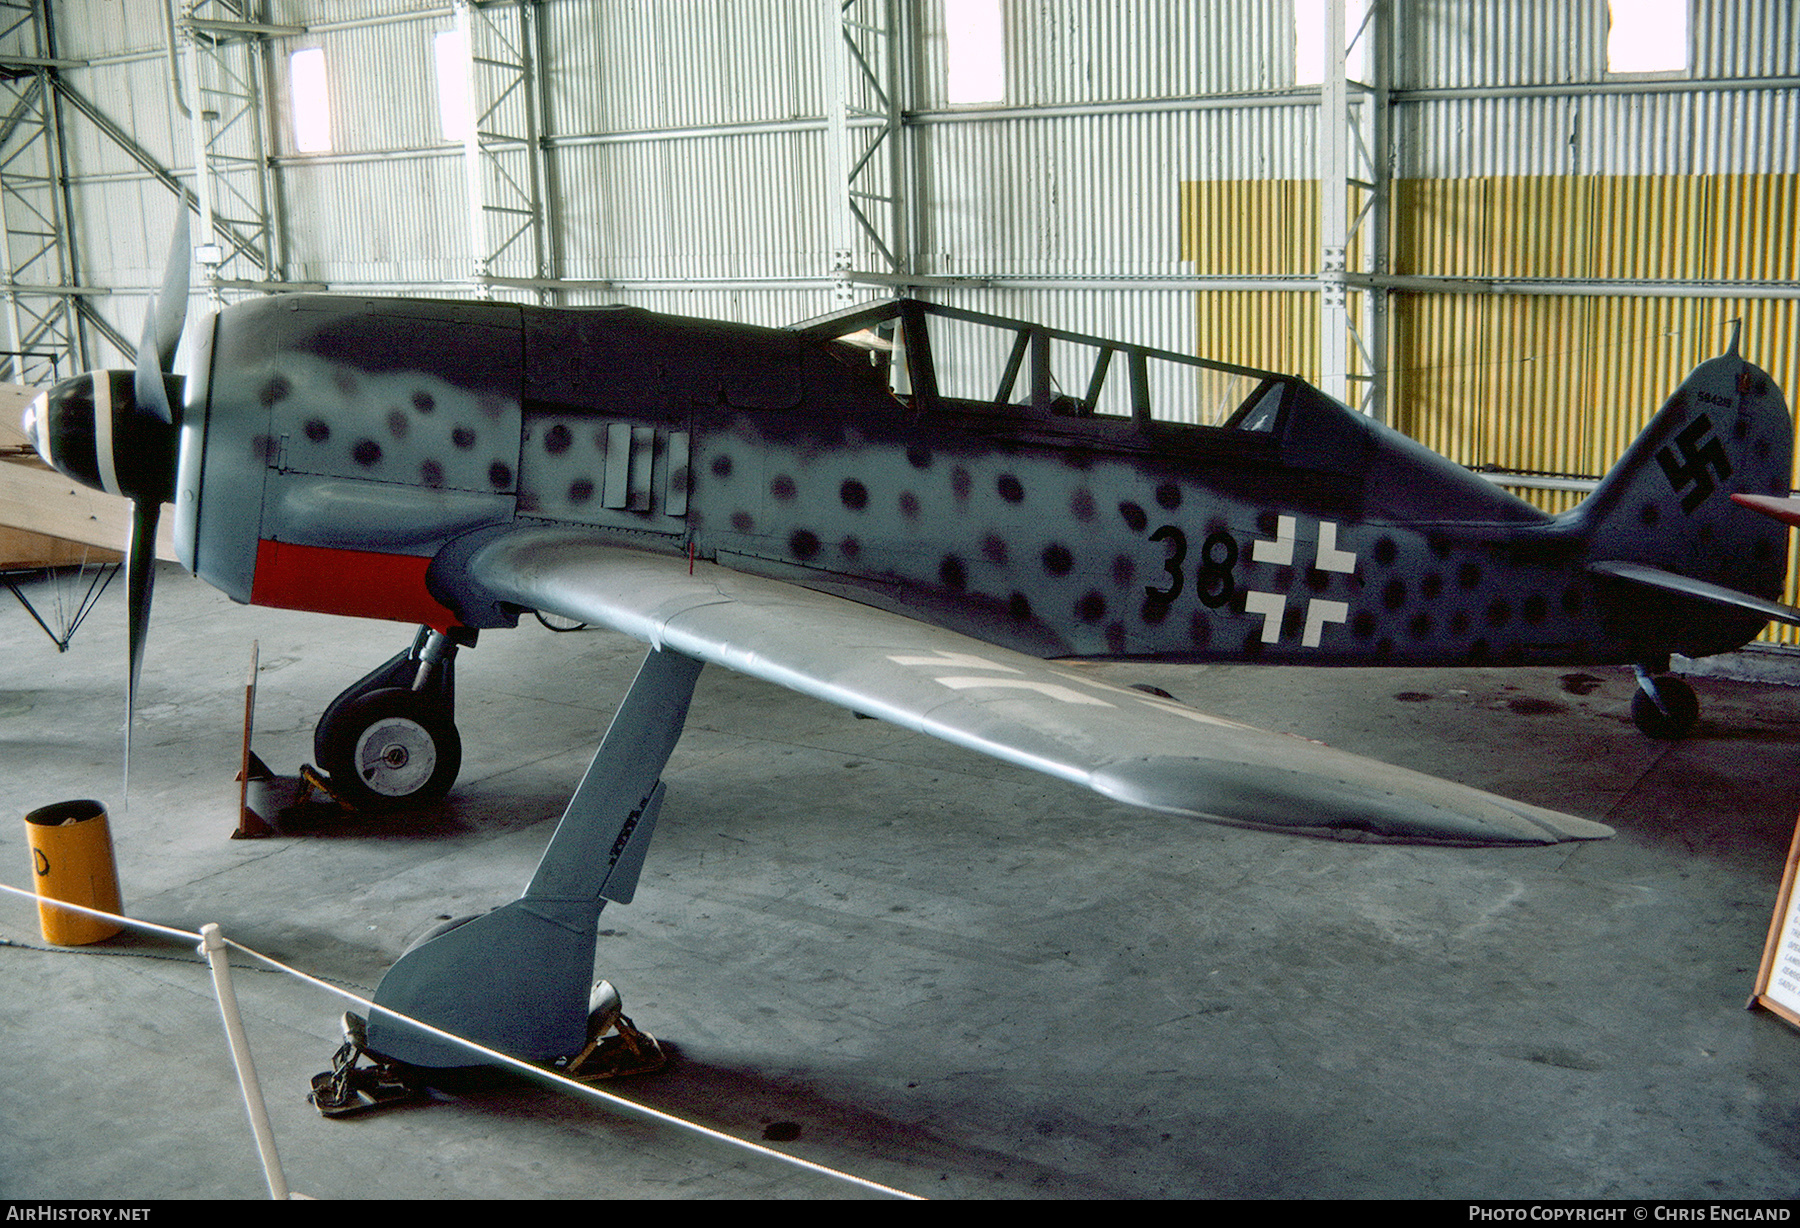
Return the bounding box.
[1294,0,1370,86]
[945,0,1005,104]
[1606,0,1690,74]
[435,29,471,142]
[290,48,331,153]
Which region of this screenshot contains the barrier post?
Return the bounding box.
[198,923,290,1200]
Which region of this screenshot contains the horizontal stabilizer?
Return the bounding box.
[449,528,1612,847]
[1589,559,1800,627]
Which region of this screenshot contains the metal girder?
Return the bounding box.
[0,0,289,374]
[177,1,282,307]
[456,0,551,301]
[825,0,911,302]
[55,82,267,284]
[0,0,80,383]
[1318,0,1388,421]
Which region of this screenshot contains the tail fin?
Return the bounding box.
[1575,343,1793,607]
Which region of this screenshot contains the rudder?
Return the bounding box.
[1574,341,1793,606]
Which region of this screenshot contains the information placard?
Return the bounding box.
[1749,815,1800,1029]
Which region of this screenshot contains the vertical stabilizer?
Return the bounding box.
[1575,347,1792,606]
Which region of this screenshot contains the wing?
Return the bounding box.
[448,527,1610,846]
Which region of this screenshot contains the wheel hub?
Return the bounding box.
[355,717,437,796]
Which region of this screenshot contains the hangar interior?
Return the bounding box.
[3,0,1800,1200]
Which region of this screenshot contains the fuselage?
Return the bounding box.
[174,294,1771,668]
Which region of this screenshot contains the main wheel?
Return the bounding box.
[1631,676,1698,740]
[317,687,462,811]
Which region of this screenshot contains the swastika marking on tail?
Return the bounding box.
[1656,415,1732,514]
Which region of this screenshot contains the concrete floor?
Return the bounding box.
[3,562,1800,1200]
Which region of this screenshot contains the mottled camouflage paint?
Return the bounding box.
[172,295,1789,670]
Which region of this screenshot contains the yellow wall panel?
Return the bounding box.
[1186,172,1800,643]
[1385,173,1793,283]
[1704,174,1800,281]
[1192,287,1319,413]
[1184,172,1797,473]
[1392,178,1485,276]
[1586,175,1708,282]
[1182,178,1313,274]
[1490,177,1586,279]
[1182,178,1366,277]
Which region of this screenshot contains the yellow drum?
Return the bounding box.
[24,799,123,945]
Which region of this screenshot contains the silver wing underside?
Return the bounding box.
[458,527,1611,846]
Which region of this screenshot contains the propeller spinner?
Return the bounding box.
[20,212,191,762]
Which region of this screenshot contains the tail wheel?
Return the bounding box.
[318,687,462,811]
[1631,675,1699,740]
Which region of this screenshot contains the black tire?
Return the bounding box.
[317,687,462,811]
[313,646,420,763]
[1631,676,1699,740]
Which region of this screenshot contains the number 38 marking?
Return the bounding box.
[1143,515,1359,648]
[1144,525,1238,610]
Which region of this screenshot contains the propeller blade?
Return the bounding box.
[133,295,167,427]
[134,209,191,426]
[124,498,160,775]
[152,208,190,370]
[121,211,191,787]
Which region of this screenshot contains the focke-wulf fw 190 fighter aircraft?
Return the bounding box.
[21,216,1799,1070]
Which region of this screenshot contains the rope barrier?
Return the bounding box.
[0,879,923,1201]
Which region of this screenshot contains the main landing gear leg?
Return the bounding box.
[315,626,473,810]
[1631,663,1699,740]
[361,647,704,1070]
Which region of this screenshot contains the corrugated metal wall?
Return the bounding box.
[1383,175,1800,464]
[1379,2,1800,642]
[25,0,1340,355]
[12,2,1799,620]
